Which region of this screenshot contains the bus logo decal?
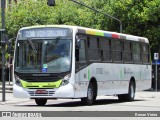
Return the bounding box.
[42,68,47,72]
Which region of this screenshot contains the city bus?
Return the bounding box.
[13,25,151,106]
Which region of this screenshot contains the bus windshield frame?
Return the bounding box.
[14,38,72,74]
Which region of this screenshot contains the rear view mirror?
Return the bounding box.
[7,37,16,54]
[76,39,81,49]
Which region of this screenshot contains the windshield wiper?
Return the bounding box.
[28,38,37,53]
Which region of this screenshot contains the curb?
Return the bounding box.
[0,98,31,105]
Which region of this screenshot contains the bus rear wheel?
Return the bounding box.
[81,83,94,105]
[35,98,47,106]
[118,81,135,102]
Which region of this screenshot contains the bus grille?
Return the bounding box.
[27,91,55,96]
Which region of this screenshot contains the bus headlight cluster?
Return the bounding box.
[61,74,71,86]
[14,75,22,87]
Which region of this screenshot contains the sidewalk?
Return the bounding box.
[0,81,13,93]
[0,92,30,105]
[0,91,160,105]
[135,91,160,99]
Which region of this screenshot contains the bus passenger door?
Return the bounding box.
[75,39,88,97]
[75,39,87,82]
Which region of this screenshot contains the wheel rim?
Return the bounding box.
[88,87,93,100]
[130,84,135,98]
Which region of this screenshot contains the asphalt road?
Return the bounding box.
[0,91,160,119]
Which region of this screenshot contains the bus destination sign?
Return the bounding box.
[20,28,70,38]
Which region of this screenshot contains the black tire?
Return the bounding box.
[93,95,97,102]
[35,98,47,106]
[81,83,94,105]
[118,81,135,102]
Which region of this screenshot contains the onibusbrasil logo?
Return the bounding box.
[1,112,42,118]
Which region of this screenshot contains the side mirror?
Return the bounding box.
[7,37,16,54]
[5,35,9,43]
[76,39,81,49]
[76,39,81,62]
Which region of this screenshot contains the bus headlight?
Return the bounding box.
[15,75,22,87]
[61,74,71,86]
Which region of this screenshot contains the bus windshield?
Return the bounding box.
[15,39,72,73]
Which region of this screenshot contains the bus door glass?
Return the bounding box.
[76,39,87,82]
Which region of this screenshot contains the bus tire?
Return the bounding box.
[93,95,97,102]
[118,81,135,102]
[35,98,47,106]
[81,83,94,105]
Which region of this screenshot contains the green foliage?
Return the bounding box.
[108,0,160,55]
[0,0,159,57]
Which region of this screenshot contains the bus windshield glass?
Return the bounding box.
[15,39,72,73]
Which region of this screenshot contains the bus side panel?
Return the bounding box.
[75,68,88,98]
[74,63,151,98]
[136,65,152,91]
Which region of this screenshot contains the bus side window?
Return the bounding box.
[132,42,141,63]
[100,38,111,61]
[123,42,132,63]
[142,44,150,64]
[111,40,122,62]
[88,36,100,61]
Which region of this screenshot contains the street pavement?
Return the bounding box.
[0,91,160,119]
[0,90,160,105]
[0,92,30,105]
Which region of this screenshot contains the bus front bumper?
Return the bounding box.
[13,83,75,98]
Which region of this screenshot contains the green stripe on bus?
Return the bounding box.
[120,70,123,79]
[20,79,62,88]
[96,32,104,36]
[88,69,91,81]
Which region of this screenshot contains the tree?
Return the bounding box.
[108,0,160,56]
[14,0,17,4]
[1,0,160,58]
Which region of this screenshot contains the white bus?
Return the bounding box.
[13,25,151,106]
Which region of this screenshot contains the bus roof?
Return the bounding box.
[19,25,149,43]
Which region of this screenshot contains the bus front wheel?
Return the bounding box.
[35,98,47,106]
[81,83,94,105]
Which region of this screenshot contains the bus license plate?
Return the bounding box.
[35,90,47,94]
